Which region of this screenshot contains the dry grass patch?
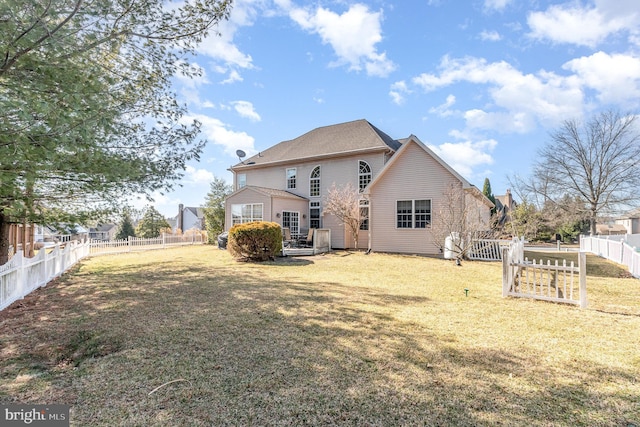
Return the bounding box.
[1,247,638,426]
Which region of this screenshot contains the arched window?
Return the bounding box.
[310,166,321,197]
[358,161,372,192]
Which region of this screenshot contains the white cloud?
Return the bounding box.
[231,100,261,122]
[183,114,256,157]
[389,80,410,105]
[412,55,584,132]
[527,2,639,47]
[479,30,501,41]
[484,0,512,11]
[429,94,457,117]
[287,3,396,77]
[428,138,497,179]
[196,0,262,82]
[184,165,215,184]
[221,70,244,85]
[563,51,640,106]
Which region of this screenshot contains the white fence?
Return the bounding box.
[468,238,515,261]
[90,234,204,256]
[1,241,90,311]
[503,239,587,308]
[1,234,205,311]
[580,234,640,279]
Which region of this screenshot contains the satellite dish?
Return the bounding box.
[236,149,246,159]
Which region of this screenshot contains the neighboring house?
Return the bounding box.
[614,208,640,234]
[596,223,628,235]
[225,119,493,255]
[494,189,518,227]
[89,223,118,241]
[35,224,89,243]
[171,204,205,233]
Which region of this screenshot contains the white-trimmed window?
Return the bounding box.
[309,166,321,197]
[359,161,372,192]
[359,199,369,231]
[231,203,263,225]
[396,200,431,228]
[237,173,246,189]
[286,168,297,189]
[310,201,321,229]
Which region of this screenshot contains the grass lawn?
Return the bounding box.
[1,246,639,426]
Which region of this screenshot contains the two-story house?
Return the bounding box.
[169,204,205,233]
[225,119,493,255]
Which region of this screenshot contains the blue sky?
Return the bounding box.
[145,0,640,219]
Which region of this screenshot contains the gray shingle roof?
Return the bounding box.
[234,186,308,200]
[233,119,401,169]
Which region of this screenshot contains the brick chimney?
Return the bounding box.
[177,204,184,232]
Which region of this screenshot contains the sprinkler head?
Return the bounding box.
[464,288,469,297]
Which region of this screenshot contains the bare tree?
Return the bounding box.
[431,183,495,263]
[528,110,640,235]
[323,183,367,249]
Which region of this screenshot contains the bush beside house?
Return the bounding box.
[228,222,282,261]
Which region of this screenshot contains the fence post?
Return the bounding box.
[128,235,132,252]
[579,251,587,308]
[162,233,166,249]
[502,247,509,297]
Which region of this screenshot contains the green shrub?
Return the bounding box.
[228,221,283,261]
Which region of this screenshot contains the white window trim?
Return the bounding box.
[237,173,247,189]
[309,165,321,198]
[282,210,300,235]
[395,199,432,229]
[358,160,372,193]
[286,168,297,189]
[231,203,264,225]
[309,201,322,228]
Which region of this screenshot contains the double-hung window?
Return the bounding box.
[286,168,297,189]
[396,200,431,228]
[237,173,246,189]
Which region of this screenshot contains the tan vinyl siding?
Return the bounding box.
[225,189,272,231]
[369,142,460,255]
[240,152,387,199]
[238,152,387,249]
[272,198,309,231]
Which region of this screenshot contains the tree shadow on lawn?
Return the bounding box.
[0,259,637,426]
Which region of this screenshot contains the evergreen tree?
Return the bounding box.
[135,206,171,238]
[203,176,232,244]
[0,0,232,263]
[116,211,136,240]
[482,178,497,215]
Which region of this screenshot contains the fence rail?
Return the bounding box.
[468,238,515,261]
[1,234,205,311]
[502,241,587,308]
[580,234,640,279]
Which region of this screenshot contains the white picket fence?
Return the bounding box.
[90,234,204,256]
[502,239,587,308]
[580,234,640,279]
[1,234,205,311]
[468,238,515,261]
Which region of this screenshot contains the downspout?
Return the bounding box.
[368,200,372,252]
